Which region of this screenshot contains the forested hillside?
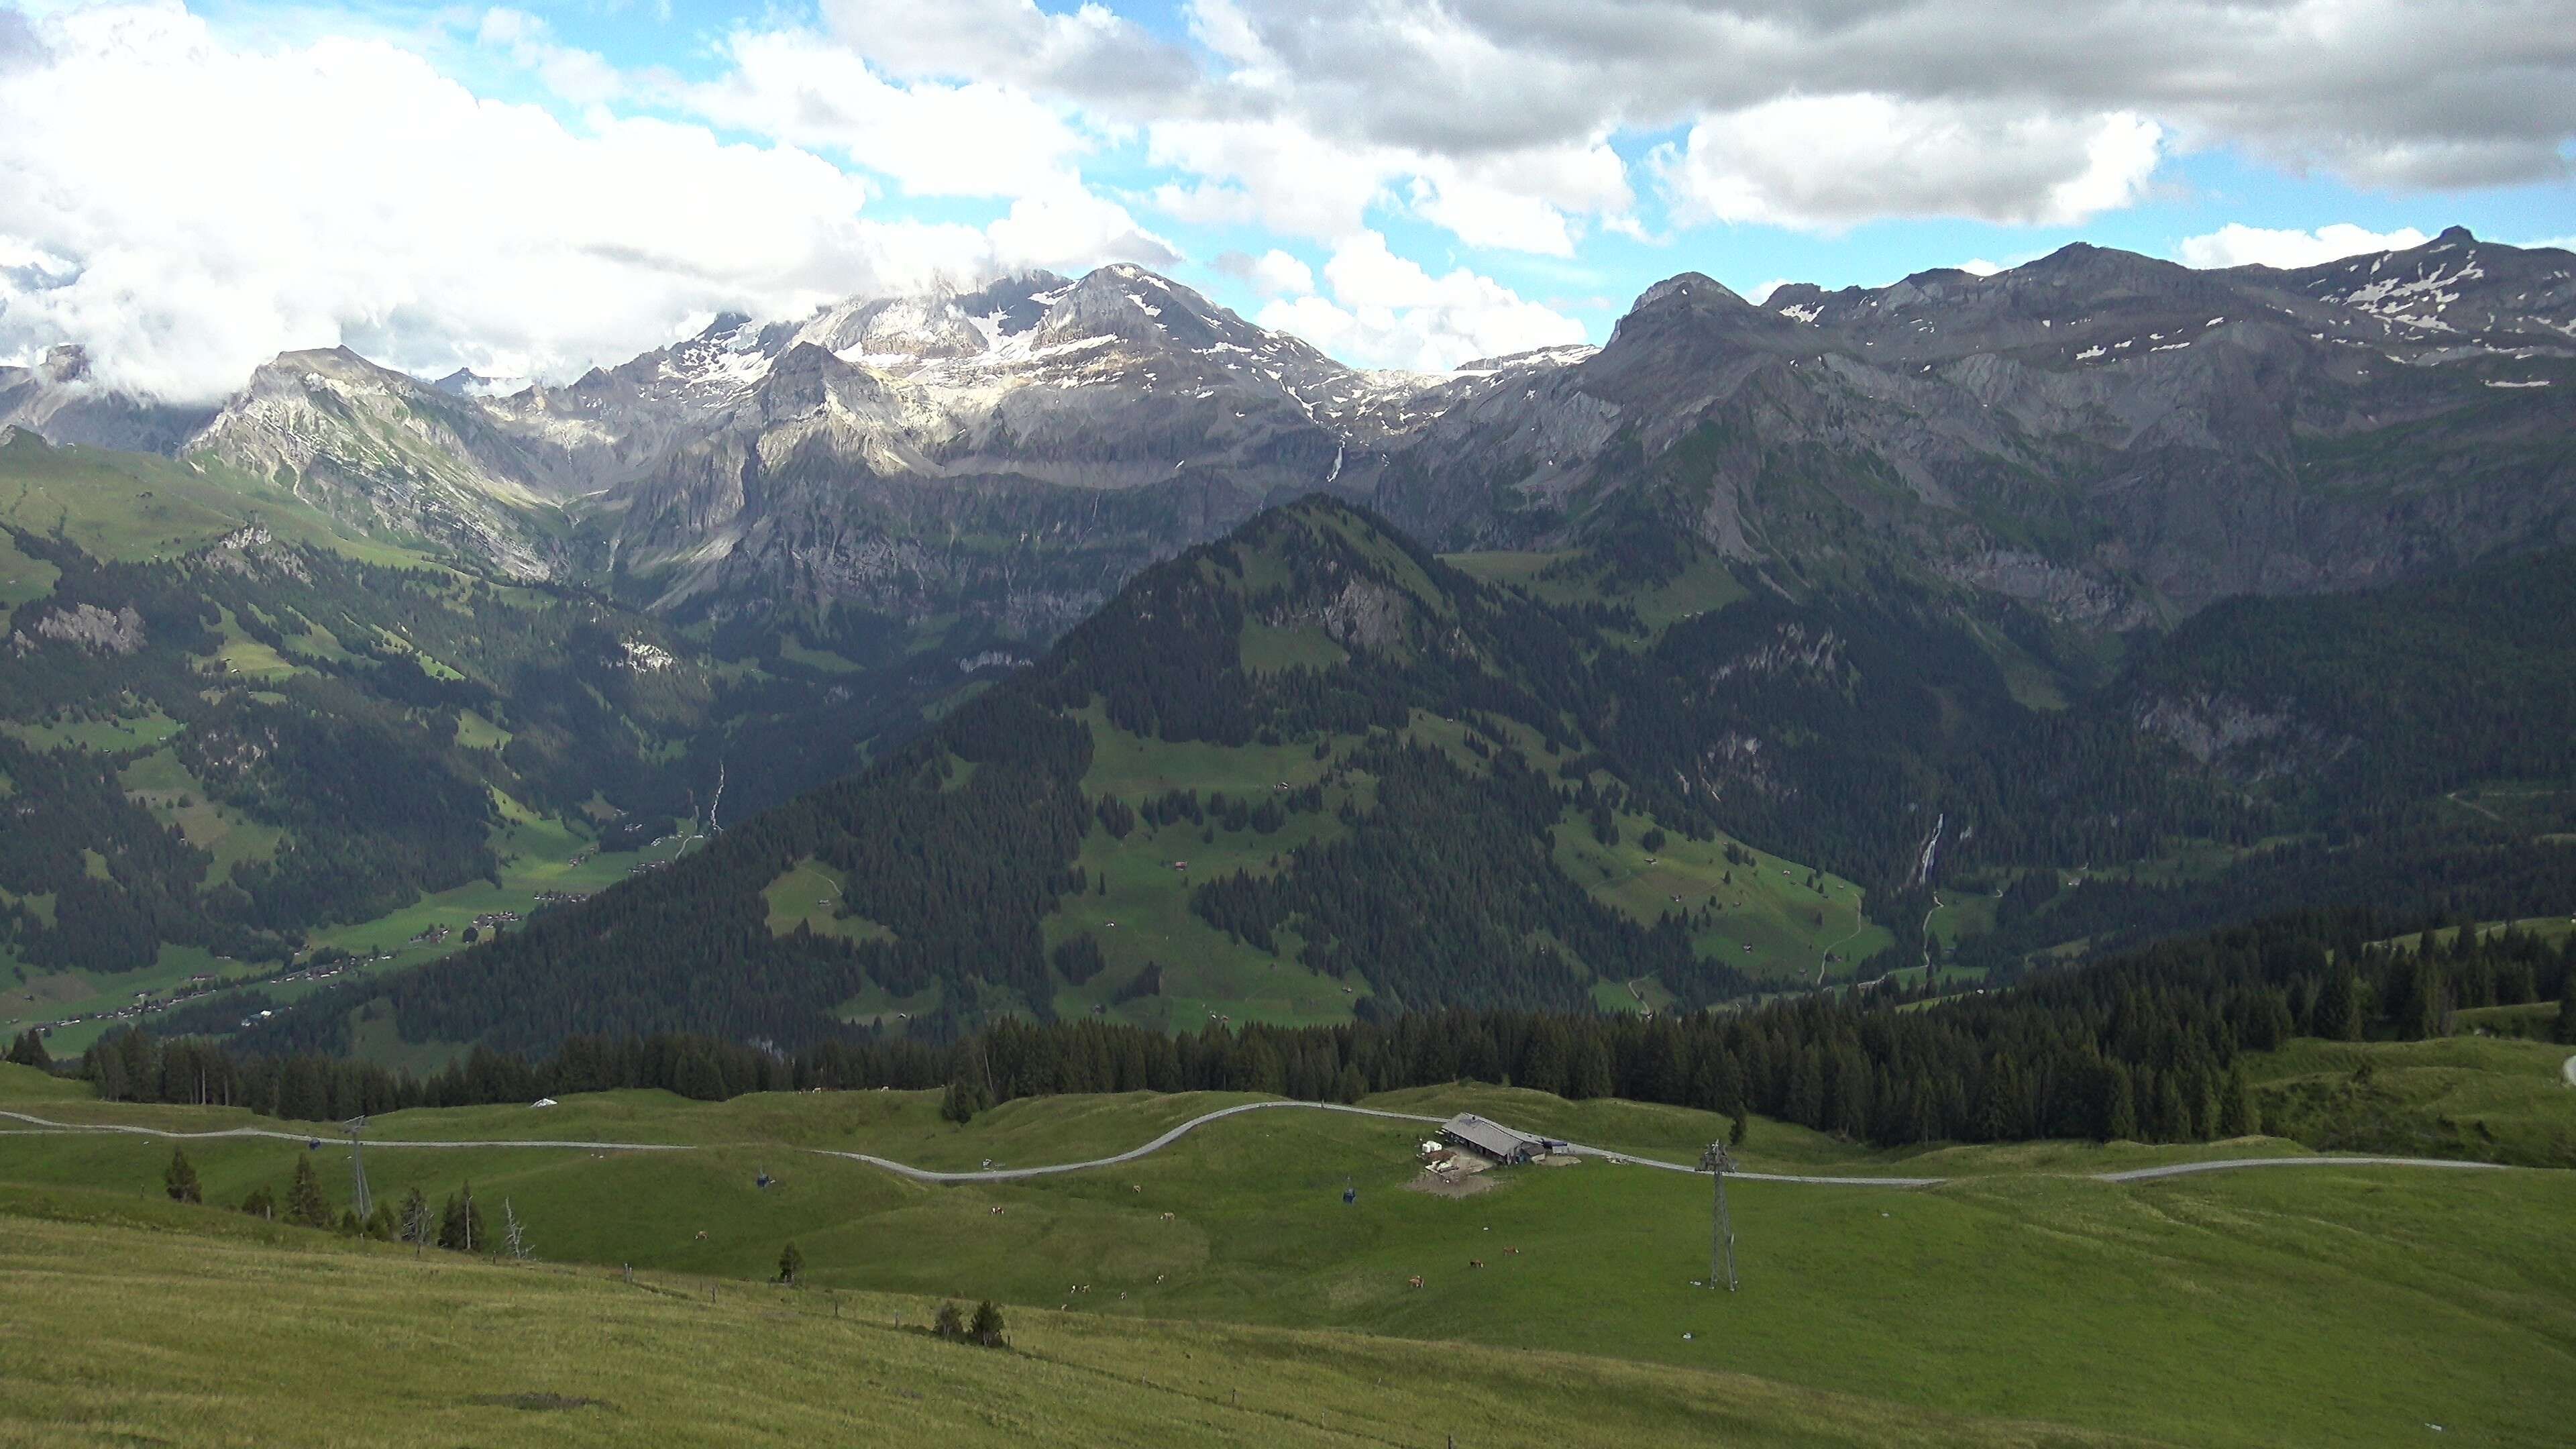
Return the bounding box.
[207,492,2576,1063]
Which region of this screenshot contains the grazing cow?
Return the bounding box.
[1468,1259,1485,1269]
[1130,1185,1142,1194]
[1505,1246,1520,1256]
[988,1206,1007,1216]
[1407,1275,1424,1289]
[692,1230,708,1241]
[1161,1212,1176,1222]
[1154,1273,1166,1283]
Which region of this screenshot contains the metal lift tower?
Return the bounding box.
[1699,1141,1738,1292]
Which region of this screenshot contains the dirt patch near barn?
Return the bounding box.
[1404,1168,1500,1199]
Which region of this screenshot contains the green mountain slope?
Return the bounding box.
[0,432,989,1049]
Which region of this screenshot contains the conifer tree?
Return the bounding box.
[5,1029,48,1069]
[777,1242,804,1285]
[971,1299,1006,1348]
[436,1184,486,1252]
[2217,1064,2259,1139]
[2105,1065,2139,1142]
[285,1155,332,1228]
[2314,968,2363,1041]
[163,1146,201,1203]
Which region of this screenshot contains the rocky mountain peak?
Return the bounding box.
[38,343,90,384]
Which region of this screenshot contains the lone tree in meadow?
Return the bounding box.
[285,1155,333,1228]
[396,1187,432,1250]
[437,1184,488,1253]
[777,1242,804,1286]
[970,1300,1007,1348]
[933,1301,966,1339]
[941,1077,987,1125]
[163,1147,202,1203]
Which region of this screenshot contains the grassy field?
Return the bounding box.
[5,1068,2573,1447]
[761,858,892,944]
[0,1189,2146,1449]
[1549,808,1892,985]
[0,431,444,571]
[2246,1035,2576,1167]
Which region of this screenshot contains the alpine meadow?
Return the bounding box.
[3,2,2575,1445]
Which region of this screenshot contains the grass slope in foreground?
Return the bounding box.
[3,1070,2571,1448]
[0,1191,2140,1449]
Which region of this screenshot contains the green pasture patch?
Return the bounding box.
[1550,811,1888,983]
[0,529,58,611]
[776,632,866,674]
[453,708,512,751]
[1236,620,1348,674]
[2244,1035,2576,1167]
[763,858,892,944]
[1,702,184,754]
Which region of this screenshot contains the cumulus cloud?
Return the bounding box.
[1256,231,1585,372]
[1654,97,2161,231]
[0,5,1173,399]
[1214,248,1315,297]
[676,25,1095,200]
[2176,223,2432,270]
[1176,0,2576,195]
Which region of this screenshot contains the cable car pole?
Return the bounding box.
[1698,1142,1737,1292]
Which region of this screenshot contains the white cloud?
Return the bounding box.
[984,184,1181,275]
[1258,230,1585,372]
[1654,96,2162,232]
[676,27,1093,201]
[475,9,623,107]
[0,5,1171,399]
[1955,259,2004,277]
[1744,278,1794,306]
[1214,248,1314,297]
[2175,223,2432,270]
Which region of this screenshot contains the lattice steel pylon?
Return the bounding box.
[343,1116,372,1221]
[1699,1141,1738,1292]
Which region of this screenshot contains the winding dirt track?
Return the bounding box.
[0,1102,2528,1189]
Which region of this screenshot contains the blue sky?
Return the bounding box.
[3,0,2571,395]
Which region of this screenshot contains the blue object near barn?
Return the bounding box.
[1343,1186,1356,1205]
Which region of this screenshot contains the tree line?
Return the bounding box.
[74,908,2575,1152]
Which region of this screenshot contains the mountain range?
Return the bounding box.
[4,227,2573,1056]
[9,228,2568,636]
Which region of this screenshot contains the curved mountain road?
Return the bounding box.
[3,1102,2544,1191]
[5,1098,2534,1191]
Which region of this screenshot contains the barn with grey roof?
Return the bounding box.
[1438,1114,1563,1165]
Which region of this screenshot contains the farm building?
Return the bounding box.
[1438,1114,1563,1166]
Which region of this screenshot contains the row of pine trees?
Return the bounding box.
[45,907,2574,1151]
[158,1145,521,1254]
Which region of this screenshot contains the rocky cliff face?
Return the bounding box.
[1362,230,2573,619]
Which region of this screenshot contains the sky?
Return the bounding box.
[1,0,2571,399]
